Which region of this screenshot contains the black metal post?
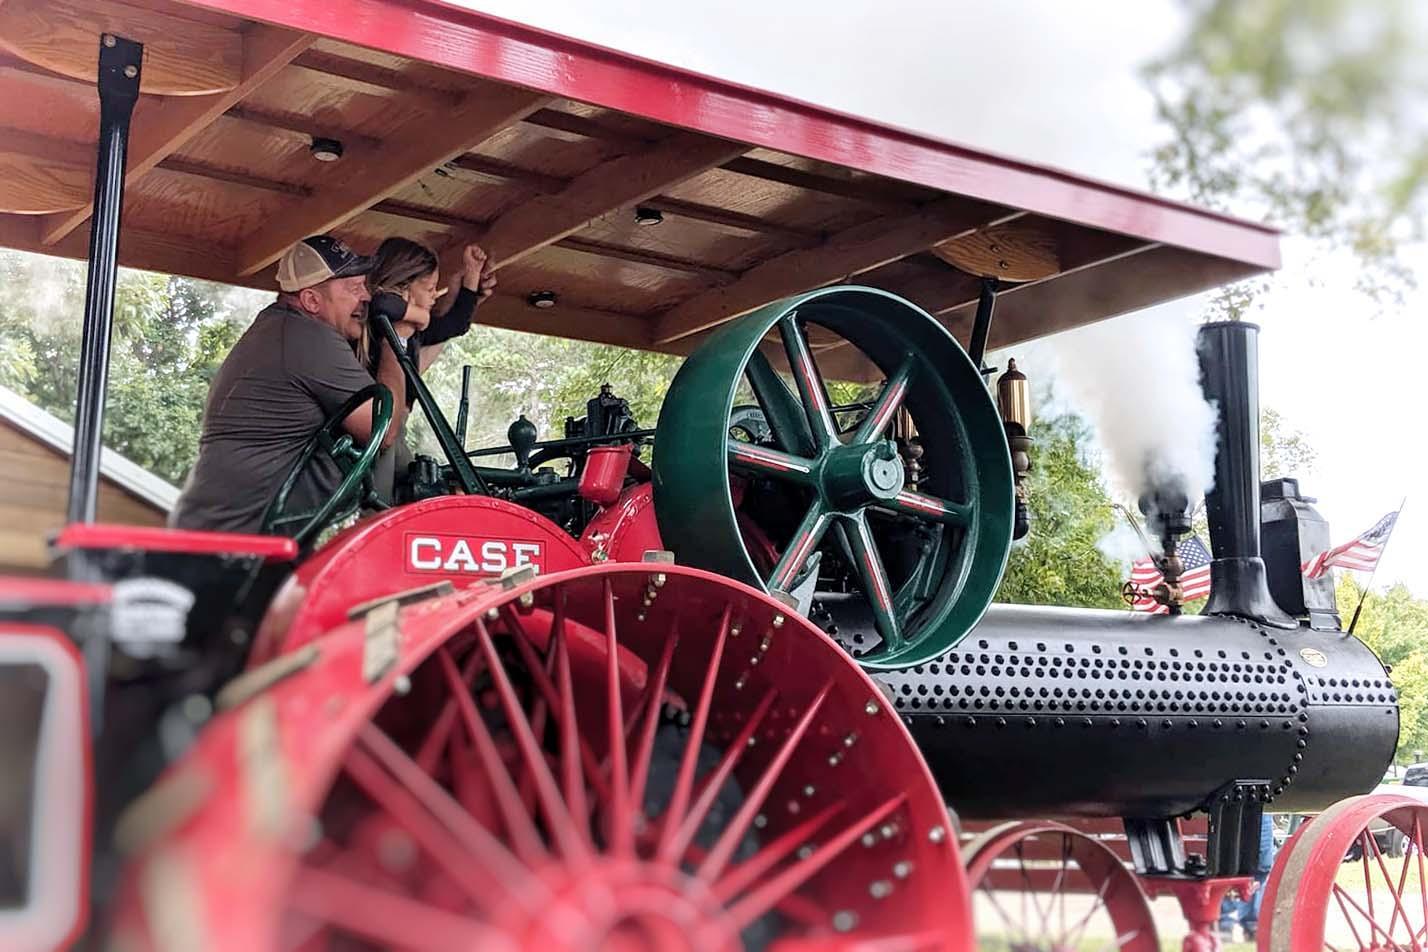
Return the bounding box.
[1196,322,1296,628]
[969,276,998,371]
[455,365,472,446]
[66,34,142,524]
[369,307,489,495]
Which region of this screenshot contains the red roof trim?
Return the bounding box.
[174,0,1279,271]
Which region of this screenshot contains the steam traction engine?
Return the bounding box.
[0,2,1413,949]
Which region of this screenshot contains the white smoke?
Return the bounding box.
[1041,296,1220,553]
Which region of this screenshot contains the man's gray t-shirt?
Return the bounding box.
[170,301,374,535]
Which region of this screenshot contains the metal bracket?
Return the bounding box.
[345,580,454,620]
[1123,817,1188,877]
[1205,780,1272,877]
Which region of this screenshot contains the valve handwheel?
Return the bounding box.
[654,286,1014,668]
[261,383,394,548]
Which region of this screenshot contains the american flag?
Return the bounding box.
[1301,510,1399,580]
[1128,535,1213,614]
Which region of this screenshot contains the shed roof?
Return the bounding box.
[0,384,179,513]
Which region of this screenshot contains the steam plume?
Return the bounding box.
[1044,298,1219,553]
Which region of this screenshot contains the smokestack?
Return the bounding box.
[1196,322,1297,629]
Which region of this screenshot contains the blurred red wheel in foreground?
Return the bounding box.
[108,564,973,951]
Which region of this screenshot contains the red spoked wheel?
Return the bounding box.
[108,564,972,951]
[1258,793,1428,952]
[962,821,1159,952]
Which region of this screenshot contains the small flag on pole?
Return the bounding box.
[1128,535,1213,614]
[1301,510,1399,580]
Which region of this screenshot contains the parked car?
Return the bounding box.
[1403,763,1428,787]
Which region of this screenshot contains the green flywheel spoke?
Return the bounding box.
[878,490,972,527]
[726,439,817,486]
[852,354,915,444]
[652,286,1014,670]
[769,503,833,592]
[745,351,816,457]
[840,512,902,653]
[778,315,839,451]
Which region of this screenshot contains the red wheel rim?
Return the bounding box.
[963,821,1159,952]
[1259,793,1428,952]
[108,564,974,951]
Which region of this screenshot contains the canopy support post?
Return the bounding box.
[66,34,142,524]
[968,276,998,373]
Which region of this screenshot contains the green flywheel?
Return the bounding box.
[652,286,1014,669]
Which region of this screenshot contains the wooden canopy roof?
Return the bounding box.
[0,0,1280,378]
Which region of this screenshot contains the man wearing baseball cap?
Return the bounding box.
[170,235,408,535]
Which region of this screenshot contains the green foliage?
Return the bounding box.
[406,327,683,458]
[1260,406,1318,480]
[1145,0,1427,308]
[997,406,1127,609]
[0,250,258,486]
[1337,575,1428,762]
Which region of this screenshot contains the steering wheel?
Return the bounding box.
[261,384,394,548]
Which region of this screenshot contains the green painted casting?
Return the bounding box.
[653,286,1014,669]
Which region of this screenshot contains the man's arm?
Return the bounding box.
[342,338,408,450]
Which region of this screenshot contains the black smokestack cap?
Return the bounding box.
[1197,321,1296,628]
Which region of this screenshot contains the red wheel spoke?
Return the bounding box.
[1417,816,1427,937]
[602,577,634,856]
[842,513,902,654]
[853,354,915,444]
[1331,883,1369,952]
[695,682,833,882]
[350,722,534,901]
[769,503,832,592]
[628,622,679,820]
[504,604,610,805]
[746,349,816,457]
[414,648,486,774]
[342,742,513,909]
[728,439,817,484]
[663,688,778,862]
[712,801,844,903]
[289,866,510,951]
[1367,822,1414,938]
[718,792,907,935]
[779,315,839,450]
[552,616,590,835]
[466,624,591,861]
[878,490,971,527]
[435,646,551,863]
[1061,875,1114,950]
[1333,882,1399,947]
[657,605,734,861]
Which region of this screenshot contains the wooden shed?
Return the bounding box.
[0,384,176,569]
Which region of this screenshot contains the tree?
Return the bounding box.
[1337,574,1428,763]
[0,251,254,485]
[997,401,1128,609]
[1145,0,1428,310]
[1260,406,1317,480]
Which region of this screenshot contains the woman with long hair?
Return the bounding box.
[361,237,496,495]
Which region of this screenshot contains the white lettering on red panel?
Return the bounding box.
[405,533,545,575]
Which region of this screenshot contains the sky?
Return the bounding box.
[453,0,1426,591]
